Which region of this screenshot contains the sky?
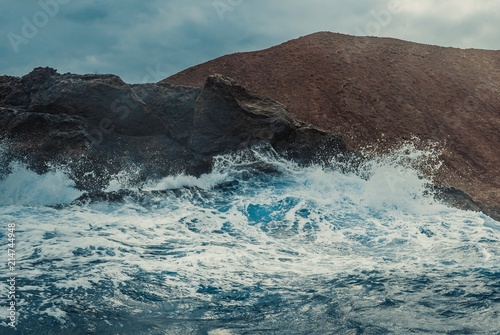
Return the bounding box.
[1,0,499,83]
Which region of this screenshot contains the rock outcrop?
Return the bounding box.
[0,65,498,220]
[0,67,346,191]
[163,32,500,220]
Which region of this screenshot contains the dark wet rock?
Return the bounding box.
[1,67,498,221]
[71,187,212,207]
[0,67,347,192]
[433,185,500,221]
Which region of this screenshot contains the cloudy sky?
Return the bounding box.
[1,0,499,83]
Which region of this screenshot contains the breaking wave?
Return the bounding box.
[0,142,499,334]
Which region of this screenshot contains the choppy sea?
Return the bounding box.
[1,143,499,334]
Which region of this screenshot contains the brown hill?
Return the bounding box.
[162,32,500,210]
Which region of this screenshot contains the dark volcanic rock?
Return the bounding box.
[0,67,347,191]
[163,31,500,214]
[433,185,500,222]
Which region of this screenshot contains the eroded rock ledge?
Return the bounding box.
[0,67,498,221]
[0,67,346,190]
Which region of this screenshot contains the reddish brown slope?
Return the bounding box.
[162,32,500,207]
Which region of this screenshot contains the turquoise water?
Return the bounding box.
[1,146,499,334]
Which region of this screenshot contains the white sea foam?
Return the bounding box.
[0,142,498,330]
[0,162,82,206]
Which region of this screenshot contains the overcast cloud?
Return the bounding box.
[1,0,499,83]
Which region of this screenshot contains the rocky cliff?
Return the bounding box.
[163,31,500,219]
[0,67,346,192]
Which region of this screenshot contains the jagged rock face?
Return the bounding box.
[0,67,345,191]
[162,32,500,212]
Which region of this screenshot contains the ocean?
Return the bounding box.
[1,143,499,334]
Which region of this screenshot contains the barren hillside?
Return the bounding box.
[163,32,500,208]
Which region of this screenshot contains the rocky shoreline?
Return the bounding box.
[0,67,348,191]
[0,67,498,220]
[164,32,500,221]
